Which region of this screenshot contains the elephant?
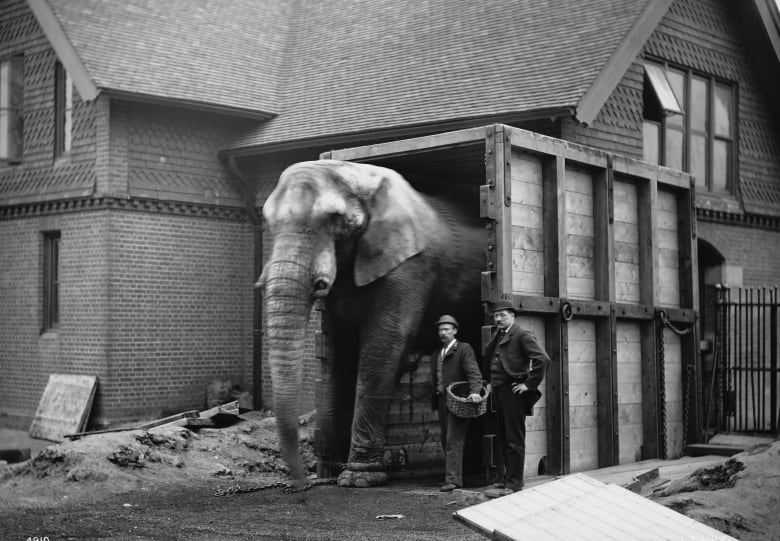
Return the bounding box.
[256,159,487,488]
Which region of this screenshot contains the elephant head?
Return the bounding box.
[256,160,437,485]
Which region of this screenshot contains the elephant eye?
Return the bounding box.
[329,213,349,234]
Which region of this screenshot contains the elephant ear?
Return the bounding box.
[354,171,436,287]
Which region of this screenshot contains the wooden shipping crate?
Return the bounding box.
[319,124,699,478]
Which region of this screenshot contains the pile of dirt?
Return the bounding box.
[650,440,780,540]
[2,413,779,540]
[0,410,317,505]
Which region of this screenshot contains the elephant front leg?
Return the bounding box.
[336,342,406,488]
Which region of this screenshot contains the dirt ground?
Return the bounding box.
[1,411,779,540]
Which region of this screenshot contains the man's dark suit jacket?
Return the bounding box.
[484,321,550,414]
[430,341,483,411]
[486,321,549,390]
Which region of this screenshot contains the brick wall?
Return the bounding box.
[0,211,110,428]
[698,221,780,287]
[103,209,254,422]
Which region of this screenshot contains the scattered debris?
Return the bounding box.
[206,379,253,410]
[64,401,241,440]
[108,444,146,468]
[652,458,746,497]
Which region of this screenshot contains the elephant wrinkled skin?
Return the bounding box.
[257,160,485,488]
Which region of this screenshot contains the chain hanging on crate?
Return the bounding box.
[656,310,694,459]
[656,318,668,460]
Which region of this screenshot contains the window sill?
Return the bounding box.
[695,192,742,215]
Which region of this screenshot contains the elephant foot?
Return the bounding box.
[337,462,388,487]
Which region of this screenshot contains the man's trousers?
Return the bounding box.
[436,394,470,486]
[492,383,531,491]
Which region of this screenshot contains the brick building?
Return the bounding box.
[1,0,779,439]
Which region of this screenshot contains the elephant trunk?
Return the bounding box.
[264,251,315,486]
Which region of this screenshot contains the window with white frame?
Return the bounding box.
[642,61,735,193]
[54,61,72,158]
[0,54,24,163]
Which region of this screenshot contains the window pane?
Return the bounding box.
[645,63,682,114]
[714,83,732,137]
[691,76,708,131]
[0,110,8,158]
[713,139,729,192]
[0,61,8,158]
[643,121,660,164]
[0,61,9,107]
[666,69,686,127]
[665,127,684,170]
[690,133,707,187]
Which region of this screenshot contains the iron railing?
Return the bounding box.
[712,285,778,435]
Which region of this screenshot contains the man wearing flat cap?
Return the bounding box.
[484,300,549,495]
[430,314,483,492]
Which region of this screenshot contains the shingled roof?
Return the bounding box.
[228,0,668,151]
[30,0,779,153]
[30,0,290,117]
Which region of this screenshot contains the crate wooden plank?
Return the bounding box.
[511,224,544,250]
[615,302,655,320]
[612,155,692,189]
[456,474,736,541]
[507,128,609,169]
[29,374,97,442]
[325,126,487,161]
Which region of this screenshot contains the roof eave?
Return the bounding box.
[575,0,674,126]
[221,107,575,158]
[753,0,780,62]
[102,89,275,120]
[27,0,99,102]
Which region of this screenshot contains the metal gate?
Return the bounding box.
[711,285,779,435]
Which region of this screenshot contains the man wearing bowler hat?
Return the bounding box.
[484,300,550,496]
[430,314,483,492]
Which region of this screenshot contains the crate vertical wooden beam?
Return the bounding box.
[593,161,615,303]
[677,181,702,446]
[638,177,661,459]
[596,310,619,466]
[594,162,618,467]
[545,314,567,475]
[542,153,569,475]
[544,155,567,300]
[493,125,513,297]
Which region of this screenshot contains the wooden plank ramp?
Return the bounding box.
[454,473,737,541]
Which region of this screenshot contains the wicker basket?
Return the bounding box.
[446,381,489,418]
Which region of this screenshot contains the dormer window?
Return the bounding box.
[54,61,72,158]
[642,61,735,194]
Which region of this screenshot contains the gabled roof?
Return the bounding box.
[229,0,670,151]
[29,0,780,153]
[29,0,290,118]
